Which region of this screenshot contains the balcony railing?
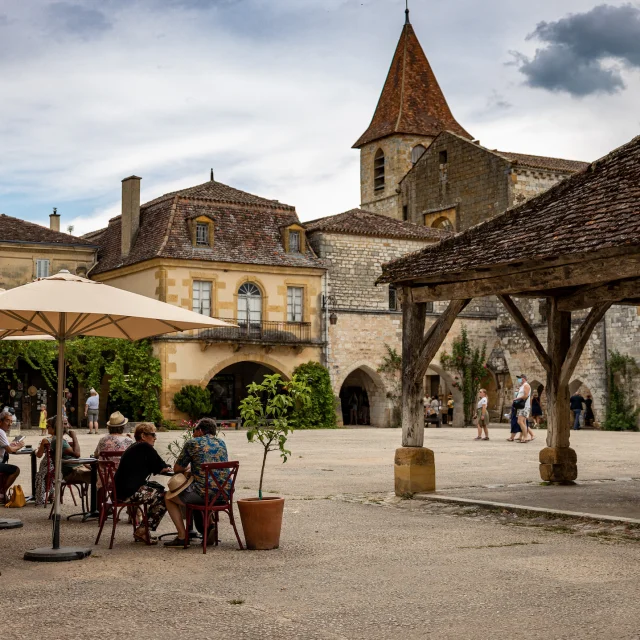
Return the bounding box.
[195,318,314,345]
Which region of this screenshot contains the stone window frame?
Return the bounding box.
[192,279,213,317]
[411,144,427,164]
[388,284,398,311]
[283,279,310,324]
[374,148,385,191]
[233,276,268,325]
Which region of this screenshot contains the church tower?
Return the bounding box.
[353,8,472,220]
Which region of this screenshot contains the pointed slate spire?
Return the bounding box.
[353,20,472,148]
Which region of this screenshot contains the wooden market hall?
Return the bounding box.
[379,135,640,494]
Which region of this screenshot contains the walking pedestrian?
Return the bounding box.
[474,389,489,440]
[570,391,585,430]
[584,394,595,427]
[514,374,534,443]
[531,392,543,428]
[85,388,100,434]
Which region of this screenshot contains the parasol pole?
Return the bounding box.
[51,314,65,549]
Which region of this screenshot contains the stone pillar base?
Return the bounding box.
[539,447,577,483]
[394,447,435,496]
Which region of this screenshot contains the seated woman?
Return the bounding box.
[36,417,90,485]
[94,411,133,466]
[114,423,171,545]
[34,419,55,505]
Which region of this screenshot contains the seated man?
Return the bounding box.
[0,408,23,500]
[164,418,228,548]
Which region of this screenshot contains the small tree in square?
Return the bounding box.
[440,326,488,426]
[239,373,312,499]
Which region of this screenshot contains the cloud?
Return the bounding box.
[513,3,640,96]
[46,2,111,38]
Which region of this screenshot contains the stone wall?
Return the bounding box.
[401,132,512,232]
[510,168,574,207]
[307,231,433,310]
[360,133,434,220]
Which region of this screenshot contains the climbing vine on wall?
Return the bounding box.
[604,350,639,431]
[378,344,402,427]
[440,326,488,426]
[0,337,162,423]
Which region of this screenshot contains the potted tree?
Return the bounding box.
[238,373,311,550]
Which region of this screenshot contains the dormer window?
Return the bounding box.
[196,222,209,246]
[289,231,301,253]
[283,225,306,254]
[190,216,214,248]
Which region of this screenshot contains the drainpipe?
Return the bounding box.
[603,314,609,417]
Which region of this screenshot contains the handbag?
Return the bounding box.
[5,485,26,508]
[513,398,526,410]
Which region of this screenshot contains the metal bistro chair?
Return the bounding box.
[45,441,88,516]
[184,461,244,554]
[96,450,126,513]
[95,459,151,549]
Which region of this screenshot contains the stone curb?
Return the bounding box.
[413,493,640,526]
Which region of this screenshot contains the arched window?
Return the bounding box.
[237,282,262,328]
[432,216,454,232]
[374,149,385,191]
[411,144,427,164]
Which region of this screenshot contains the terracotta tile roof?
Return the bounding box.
[0,213,97,247]
[143,180,295,211]
[353,23,472,148]
[91,180,323,275]
[496,151,589,174]
[379,135,640,283]
[305,208,449,241]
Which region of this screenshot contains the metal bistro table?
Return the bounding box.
[65,457,99,522]
[14,447,38,500]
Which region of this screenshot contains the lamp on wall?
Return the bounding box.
[323,294,338,325]
[329,312,338,325]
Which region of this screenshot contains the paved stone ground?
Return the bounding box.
[2,427,640,639]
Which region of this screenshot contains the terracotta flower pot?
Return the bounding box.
[237,497,285,550]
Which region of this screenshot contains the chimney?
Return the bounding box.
[49,207,60,232]
[121,176,141,258]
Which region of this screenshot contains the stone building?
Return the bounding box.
[0,211,98,426]
[342,9,638,426]
[88,176,326,422]
[0,210,97,289]
[305,208,500,427]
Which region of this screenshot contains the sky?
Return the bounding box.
[1,0,639,235]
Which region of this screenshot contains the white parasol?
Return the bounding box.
[0,270,233,561]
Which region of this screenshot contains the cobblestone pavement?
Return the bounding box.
[2,428,639,639]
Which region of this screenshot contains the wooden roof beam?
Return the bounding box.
[498,295,551,373]
[557,278,640,312]
[410,253,640,302]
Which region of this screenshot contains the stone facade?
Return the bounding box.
[308,228,499,427]
[360,134,434,220]
[400,132,578,232]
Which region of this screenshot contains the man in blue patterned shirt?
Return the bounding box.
[164,417,228,548]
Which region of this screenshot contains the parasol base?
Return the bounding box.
[24,546,92,562]
[0,518,23,530]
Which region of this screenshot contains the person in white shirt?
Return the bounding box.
[0,408,23,497]
[85,388,100,435]
[474,389,490,440]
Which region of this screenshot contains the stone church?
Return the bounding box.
[308,9,638,427]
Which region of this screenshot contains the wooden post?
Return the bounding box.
[395,293,469,496]
[539,298,576,482]
[401,292,427,448]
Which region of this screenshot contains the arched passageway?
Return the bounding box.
[339,366,386,427]
[207,361,284,421]
[425,364,464,427]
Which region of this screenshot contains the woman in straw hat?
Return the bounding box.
[114,423,171,544]
[94,411,133,468]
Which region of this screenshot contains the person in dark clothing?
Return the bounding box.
[570,392,585,430]
[584,394,595,427]
[506,403,522,441]
[114,423,171,544]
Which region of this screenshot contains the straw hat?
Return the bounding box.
[166,473,194,500]
[106,411,128,427]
